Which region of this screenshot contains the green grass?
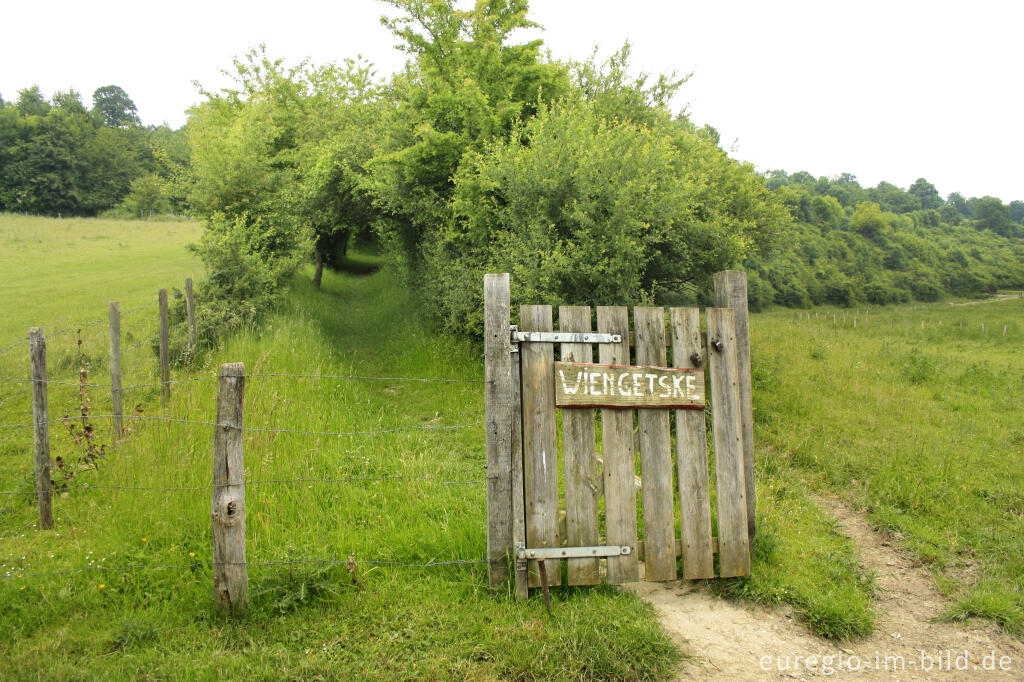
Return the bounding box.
[0,213,203,503]
[0,213,202,336]
[750,301,1024,636]
[0,216,682,680]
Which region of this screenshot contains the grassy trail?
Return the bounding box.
[0,248,680,680]
[748,303,1024,635]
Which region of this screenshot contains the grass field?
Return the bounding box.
[0,215,680,680]
[1,213,1020,679]
[748,301,1024,634]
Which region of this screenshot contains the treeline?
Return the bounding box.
[743,172,1024,309]
[184,0,788,341]
[0,85,188,217]
[8,0,1023,344]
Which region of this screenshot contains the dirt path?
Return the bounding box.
[628,498,1024,680]
[946,293,1022,306]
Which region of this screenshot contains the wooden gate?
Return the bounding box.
[484,272,755,598]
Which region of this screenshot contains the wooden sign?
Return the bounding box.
[554,362,705,409]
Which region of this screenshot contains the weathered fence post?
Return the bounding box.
[29,328,53,530]
[108,302,124,439]
[483,274,513,588]
[185,278,197,350]
[212,362,247,613]
[706,308,751,577]
[714,270,756,544]
[158,288,170,402]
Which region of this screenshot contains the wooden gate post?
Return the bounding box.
[714,270,756,545]
[212,362,247,613]
[108,302,124,439]
[29,328,53,530]
[483,274,514,588]
[158,288,170,402]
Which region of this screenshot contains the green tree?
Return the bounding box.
[51,89,88,115]
[120,173,170,217]
[908,177,942,210]
[973,196,1017,237]
[92,85,140,127]
[849,202,889,241]
[431,99,790,333]
[366,0,570,275]
[809,195,844,230]
[1009,200,1024,224]
[16,86,50,117]
[947,191,971,217]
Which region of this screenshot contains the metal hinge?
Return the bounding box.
[515,543,632,561]
[510,325,622,347]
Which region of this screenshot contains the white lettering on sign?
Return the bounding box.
[553,362,705,409]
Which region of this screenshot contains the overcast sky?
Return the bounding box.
[2,0,1021,203]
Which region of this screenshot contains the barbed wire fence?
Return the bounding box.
[0,329,494,612]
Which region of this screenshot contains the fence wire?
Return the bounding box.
[2,557,488,580]
[0,373,488,389]
[0,413,485,436]
[0,338,26,358]
[0,474,486,496]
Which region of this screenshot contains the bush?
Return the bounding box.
[420,101,788,334]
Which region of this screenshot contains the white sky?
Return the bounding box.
[2,0,1021,203]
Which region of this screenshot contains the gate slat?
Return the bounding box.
[706,307,751,577]
[521,305,561,587]
[633,307,677,582]
[596,306,640,583]
[670,308,715,579]
[559,306,601,585]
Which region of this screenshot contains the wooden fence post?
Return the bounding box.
[108,302,124,439]
[483,274,513,588]
[714,270,756,544]
[185,278,197,350]
[212,362,247,613]
[29,328,53,530]
[706,308,751,577]
[159,288,170,402]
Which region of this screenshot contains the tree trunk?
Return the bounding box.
[312,250,324,288]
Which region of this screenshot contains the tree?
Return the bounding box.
[51,89,88,115]
[1009,200,1024,224]
[973,196,1017,237]
[16,86,50,117]
[367,0,570,274]
[809,195,844,230]
[947,191,971,218]
[850,202,889,241]
[908,177,942,210]
[430,98,790,333]
[92,85,140,127]
[120,173,170,216]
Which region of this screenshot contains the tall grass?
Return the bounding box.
[752,300,1024,634]
[0,217,681,679]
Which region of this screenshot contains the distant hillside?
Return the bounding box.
[744,172,1024,309]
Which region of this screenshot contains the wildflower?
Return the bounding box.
[141,538,147,543]
[98,584,105,589]
[189,552,195,558]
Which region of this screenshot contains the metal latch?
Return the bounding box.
[511,326,622,346]
[515,544,632,561]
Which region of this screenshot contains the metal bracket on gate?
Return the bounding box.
[515,544,632,561]
[510,325,622,348]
